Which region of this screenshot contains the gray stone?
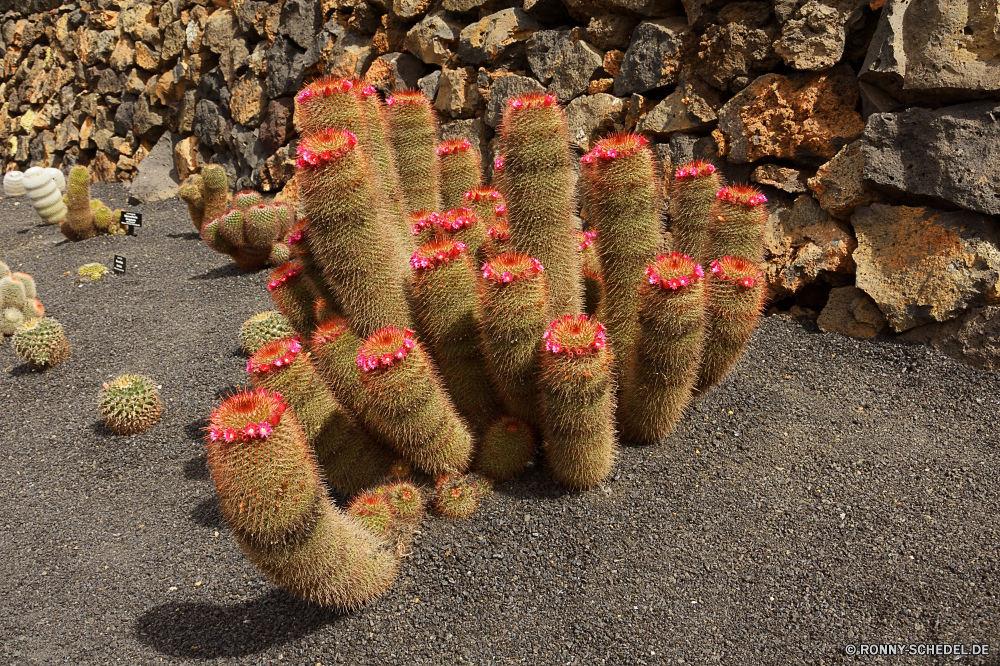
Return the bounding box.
[523,0,572,24]
[526,32,604,103]
[280,0,322,49]
[405,12,463,67]
[418,70,442,101]
[435,67,484,118]
[484,74,546,128]
[817,286,888,339]
[857,80,897,121]
[459,9,543,69]
[114,99,135,136]
[393,0,433,20]
[561,0,683,22]
[852,203,1000,332]
[752,165,808,194]
[582,14,639,51]
[807,140,886,220]
[230,124,268,190]
[526,30,571,83]
[861,102,1000,216]
[613,18,686,97]
[636,72,719,138]
[692,20,780,92]
[565,93,627,152]
[203,9,236,55]
[266,36,308,99]
[901,306,1000,372]
[132,95,168,137]
[322,22,375,80]
[773,0,867,71]
[128,131,180,203]
[860,0,1000,100]
[193,99,231,150]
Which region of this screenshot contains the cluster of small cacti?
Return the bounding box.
[1,262,45,336]
[77,263,110,282]
[205,79,767,609]
[98,374,163,434]
[181,165,294,271]
[60,165,125,240]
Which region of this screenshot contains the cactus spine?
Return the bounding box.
[357,326,472,475]
[437,139,482,211]
[477,253,549,424]
[206,389,397,610]
[580,134,662,375]
[498,94,582,316]
[618,253,706,443]
[697,257,766,392]
[98,374,164,435]
[538,315,616,490]
[410,238,498,430]
[297,129,412,336]
[669,161,723,263]
[385,90,440,215]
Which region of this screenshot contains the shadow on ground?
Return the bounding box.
[134,589,347,659]
[189,264,245,280]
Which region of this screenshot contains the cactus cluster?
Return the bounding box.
[60,165,125,240]
[207,81,767,609]
[77,263,110,282]
[183,166,294,271]
[98,374,163,434]
[0,263,45,336]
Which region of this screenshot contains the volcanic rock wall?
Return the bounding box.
[1,0,998,365]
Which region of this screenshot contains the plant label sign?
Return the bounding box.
[121,211,142,235]
[113,255,127,274]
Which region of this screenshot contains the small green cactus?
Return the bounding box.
[378,481,424,523]
[347,491,394,535]
[239,310,294,355]
[433,474,491,520]
[77,263,110,282]
[0,274,27,308]
[475,416,537,483]
[1,307,24,335]
[98,374,164,435]
[12,317,70,369]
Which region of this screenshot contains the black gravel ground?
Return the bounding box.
[2,184,998,666]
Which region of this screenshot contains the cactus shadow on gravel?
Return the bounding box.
[167,231,201,241]
[189,495,225,529]
[189,263,248,281]
[184,417,209,442]
[134,589,343,659]
[183,454,210,480]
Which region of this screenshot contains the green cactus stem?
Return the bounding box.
[669,160,724,263]
[498,93,582,316]
[64,165,96,240]
[98,374,164,435]
[384,90,440,215]
[200,215,236,255]
[240,310,295,355]
[12,317,70,369]
[618,253,706,444]
[477,253,549,424]
[232,189,264,211]
[179,176,205,231]
[433,207,487,261]
[433,474,490,519]
[267,263,317,337]
[1,307,24,336]
[286,221,343,311]
[580,134,662,375]
[310,316,369,420]
[1,274,27,308]
[207,389,398,610]
[297,129,412,337]
[438,139,482,211]
[577,230,604,316]
[538,314,616,490]
[480,216,511,261]
[475,416,537,484]
[347,491,394,535]
[357,326,472,476]
[707,185,768,263]
[696,256,766,392]
[462,187,506,261]
[377,481,424,523]
[201,165,231,222]
[410,238,498,430]
[12,272,36,299]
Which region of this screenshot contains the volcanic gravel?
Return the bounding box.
[1,184,998,666]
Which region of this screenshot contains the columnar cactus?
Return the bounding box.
[410,238,498,430]
[201,164,231,222]
[12,317,70,369]
[385,90,440,215]
[477,253,549,424]
[58,166,122,239]
[580,134,662,374]
[618,253,706,443]
[356,326,472,475]
[3,170,25,197]
[178,176,205,231]
[267,263,317,336]
[498,93,582,316]
[538,315,616,490]
[206,389,398,610]
[297,129,412,336]
[23,166,67,226]
[577,230,603,316]
[0,269,43,335]
[437,139,482,211]
[98,374,163,435]
[708,186,768,262]
[462,187,505,261]
[669,161,723,263]
[697,257,766,392]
